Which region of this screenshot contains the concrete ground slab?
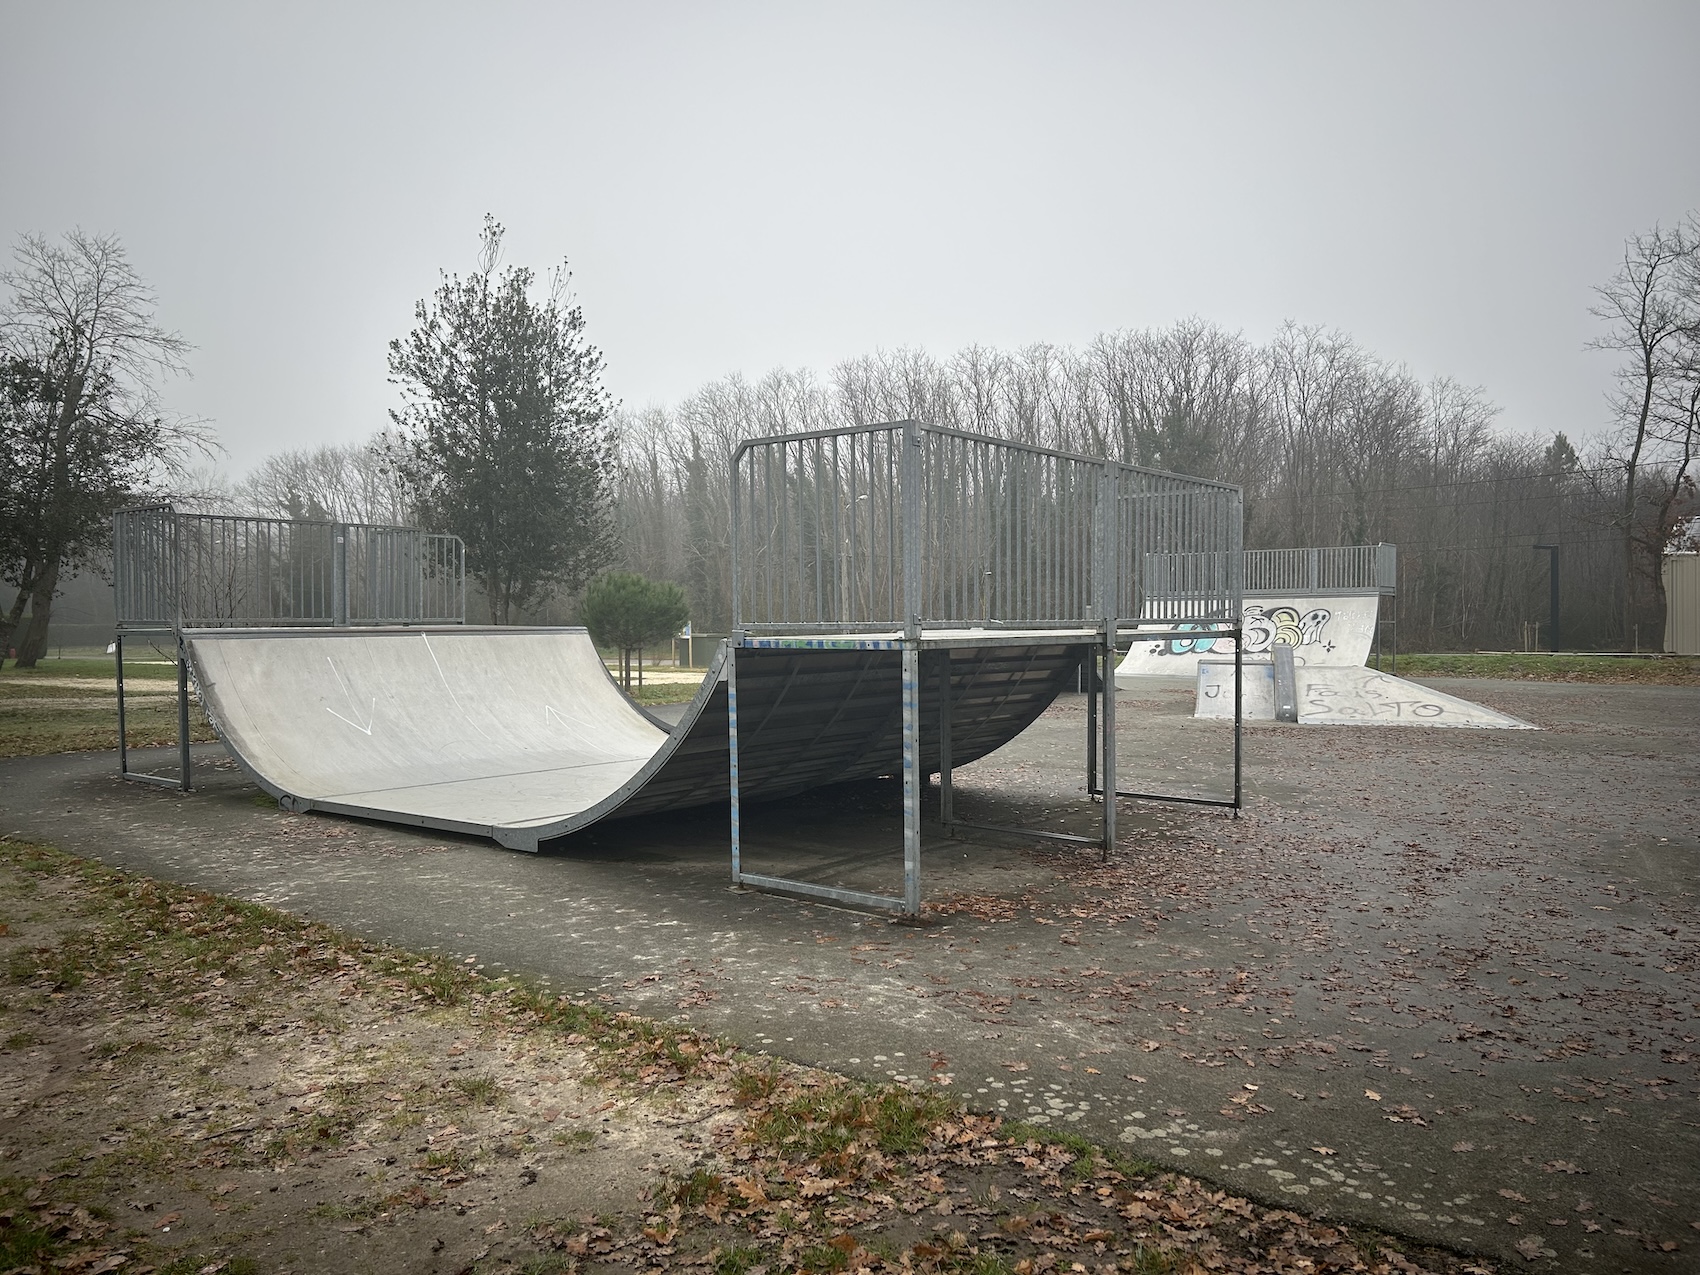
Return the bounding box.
[1,674,1695,1272]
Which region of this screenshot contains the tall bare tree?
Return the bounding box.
[0,230,207,666]
[236,431,412,525]
[1589,216,1700,641]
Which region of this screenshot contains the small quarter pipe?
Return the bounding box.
[185,627,1088,852]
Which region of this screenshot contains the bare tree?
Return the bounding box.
[1589,216,1700,641]
[0,230,210,665]
[235,431,411,524]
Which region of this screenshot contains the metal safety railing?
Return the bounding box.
[114,505,466,631]
[730,420,1243,633]
[1240,543,1397,596]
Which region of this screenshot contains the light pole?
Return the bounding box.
[1533,543,1560,652]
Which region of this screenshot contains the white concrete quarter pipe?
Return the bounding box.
[185,627,1089,852]
[1116,594,1381,683]
[1115,589,1536,729]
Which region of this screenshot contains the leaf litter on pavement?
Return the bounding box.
[0,838,1498,1275]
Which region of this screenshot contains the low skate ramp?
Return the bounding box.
[1117,593,1381,685]
[1195,661,1536,728]
[185,627,1088,852]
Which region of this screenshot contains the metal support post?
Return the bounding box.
[333,524,349,627]
[728,637,742,886]
[117,627,193,791]
[900,419,923,641]
[1095,462,1118,858]
[1101,625,1116,859]
[115,633,129,776]
[1084,651,1097,795]
[938,651,954,831]
[1233,631,1243,816]
[901,640,921,915]
[1391,603,1398,674]
[176,637,192,790]
[1272,643,1298,722]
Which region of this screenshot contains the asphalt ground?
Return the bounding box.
[1,675,1695,1272]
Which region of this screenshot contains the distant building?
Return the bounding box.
[1665,553,1700,656]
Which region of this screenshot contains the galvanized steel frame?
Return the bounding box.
[727,421,1245,914]
[114,628,195,792]
[110,504,466,792]
[729,420,1243,635]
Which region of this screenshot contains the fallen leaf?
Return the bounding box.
[154,1211,182,1230]
[1451,1141,1475,1153]
[1498,1189,1529,1203]
[1542,1160,1582,1174]
[1364,1089,1382,1101]
[732,1177,768,1205]
[1515,1235,1555,1260]
[1310,1146,1335,1156]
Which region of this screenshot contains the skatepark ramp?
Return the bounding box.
[184,625,1093,853]
[1118,544,1397,682]
[117,424,1249,911]
[1116,543,1534,729]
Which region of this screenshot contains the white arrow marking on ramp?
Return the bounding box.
[324,657,374,735]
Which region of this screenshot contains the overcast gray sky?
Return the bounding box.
[3,1,1697,473]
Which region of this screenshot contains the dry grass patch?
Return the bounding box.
[0,840,1496,1274]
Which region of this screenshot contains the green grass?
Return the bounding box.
[0,655,216,759]
[711,1245,768,1275]
[1392,651,1700,684]
[623,681,702,705]
[0,1189,57,1270]
[451,1074,504,1106]
[750,1078,957,1163]
[0,655,179,680]
[1004,1120,1159,1180]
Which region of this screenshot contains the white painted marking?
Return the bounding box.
[421,632,491,739]
[324,656,374,735]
